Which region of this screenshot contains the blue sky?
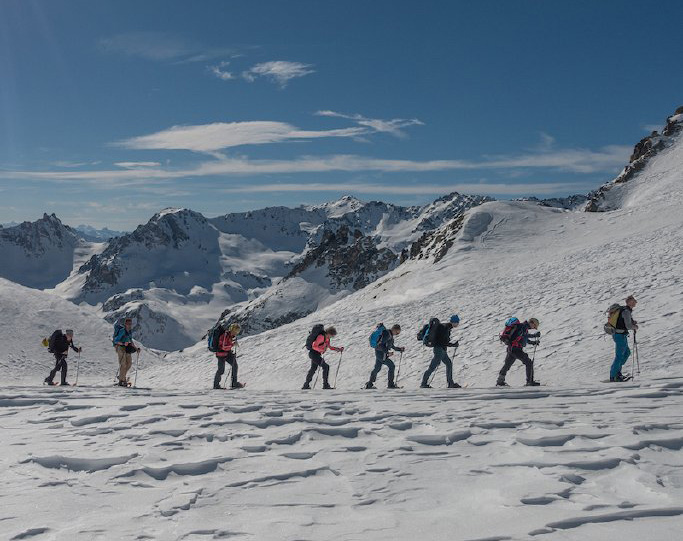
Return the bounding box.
[1,0,682,230]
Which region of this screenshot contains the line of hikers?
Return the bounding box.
[42,296,639,389]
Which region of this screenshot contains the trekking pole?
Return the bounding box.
[133,349,140,388]
[75,351,80,386]
[634,330,640,376]
[333,350,344,388]
[396,351,404,385]
[313,364,320,389]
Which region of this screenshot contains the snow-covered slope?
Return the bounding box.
[147,111,683,391]
[0,213,85,289]
[0,277,123,382]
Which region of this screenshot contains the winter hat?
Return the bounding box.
[450,314,460,324]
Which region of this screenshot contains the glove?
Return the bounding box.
[339,346,345,353]
[78,347,83,353]
[399,347,406,352]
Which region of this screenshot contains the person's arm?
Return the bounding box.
[527,330,540,346]
[70,342,82,353]
[312,334,326,352]
[622,309,637,331]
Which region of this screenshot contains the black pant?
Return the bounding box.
[499,347,534,382]
[214,352,238,388]
[305,350,330,386]
[47,354,68,384]
[369,350,396,385]
[422,346,454,386]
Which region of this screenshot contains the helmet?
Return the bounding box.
[450,314,460,324]
[528,318,540,328]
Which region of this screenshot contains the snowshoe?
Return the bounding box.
[525,380,541,387]
[387,383,400,389]
[496,380,509,387]
[364,382,376,389]
[302,383,311,390]
[322,383,333,390]
[420,383,432,389]
[610,374,633,382]
[230,382,246,389]
[44,378,56,386]
[448,382,461,389]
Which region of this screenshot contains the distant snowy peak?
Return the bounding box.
[517,195,588,210]
[0,213,83,288]
[586,105,683,211]
[308,194,366,218]
[74,224,124,242]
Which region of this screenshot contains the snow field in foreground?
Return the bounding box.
[2,378,683,540]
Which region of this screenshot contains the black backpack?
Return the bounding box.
[305,324,326,351]
[418,318,440,347]
[47,330,62,353]
[207,322,225,352]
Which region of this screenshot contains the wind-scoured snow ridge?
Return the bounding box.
[2,381,683,540]
[0,213,84,289]
[586,105,683,211]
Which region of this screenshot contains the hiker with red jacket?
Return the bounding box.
[497,317,541,387]
[214,323,244,389]
[302,325,344,390]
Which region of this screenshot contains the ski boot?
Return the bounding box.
[387,382,399,389]
[302,383,311,390]
[525,380,541,387]
[44,378,56,386]
[448,382,461,389]
[496,379,509,387]
[231,382,245,389]
[322,383,333,390]
[420,383,432,389]
[365,382,376,389]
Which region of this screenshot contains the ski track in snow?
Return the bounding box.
[2,380,683,540]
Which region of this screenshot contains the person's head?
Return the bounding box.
[449,314,460,328]
[528,318,540,330]
[625,295,637,309]
[229,323,241,337]
[65,329,74,341]
[391,324,401,336]
[325,326,337,337]
[124,318,132,329]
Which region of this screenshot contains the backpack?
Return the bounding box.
[419,318,441,347]
[47,330,62,353]
[369,324,386,348]
[305,324,326,351]
[604,304,623,335]
[500,318,522,346]
[112,321,124,347]
[207,322,225,352]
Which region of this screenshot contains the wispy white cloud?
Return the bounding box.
[208,61,234,80]
[114,162,162,168]
[99,32,236,63]
[316,111,424,138]
[116,121,368,152]
[242,61,314,87]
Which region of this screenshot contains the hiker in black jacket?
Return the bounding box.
[421,315,461,388]
[366,324,404,389]
[497,318,541,387]
[44,329,82,386]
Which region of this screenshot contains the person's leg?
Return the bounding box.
[439,348,455,385]
[610,334,628,379]
[369,350,384,384]
[385,359,396,386]
[515,349,534,383]
[59,356,68,384]
[497,349,516,383]
[617,335,631,376]
[47,354,61,383]
[228,352,238,387]
[304,351,320,385]
[117,346,127,382]
[321,359,331,387]
[120,352,132,382]
[421,349,442,385]
[214,356,225,388]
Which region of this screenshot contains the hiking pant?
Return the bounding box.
[47,354,68,384]
[369,350,396,386]
[214,352,238,388]
[305,350,330,386]
[610,333,631,379]
[116,345,133,382]
[499,347,534,383]
[422,346,454,386]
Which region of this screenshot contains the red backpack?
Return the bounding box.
[500,318,524,347]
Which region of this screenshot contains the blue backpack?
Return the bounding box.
[369,324,386,348]
[207,322,225,352]
[112,322,124,347]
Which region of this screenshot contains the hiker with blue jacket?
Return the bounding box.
[113,318,140,387]
[420,315,461,389]
[366,324,404,389]
[496,317,541,387]
[608,296,638,382]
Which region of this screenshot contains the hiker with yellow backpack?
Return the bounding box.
[604,295,638,382]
